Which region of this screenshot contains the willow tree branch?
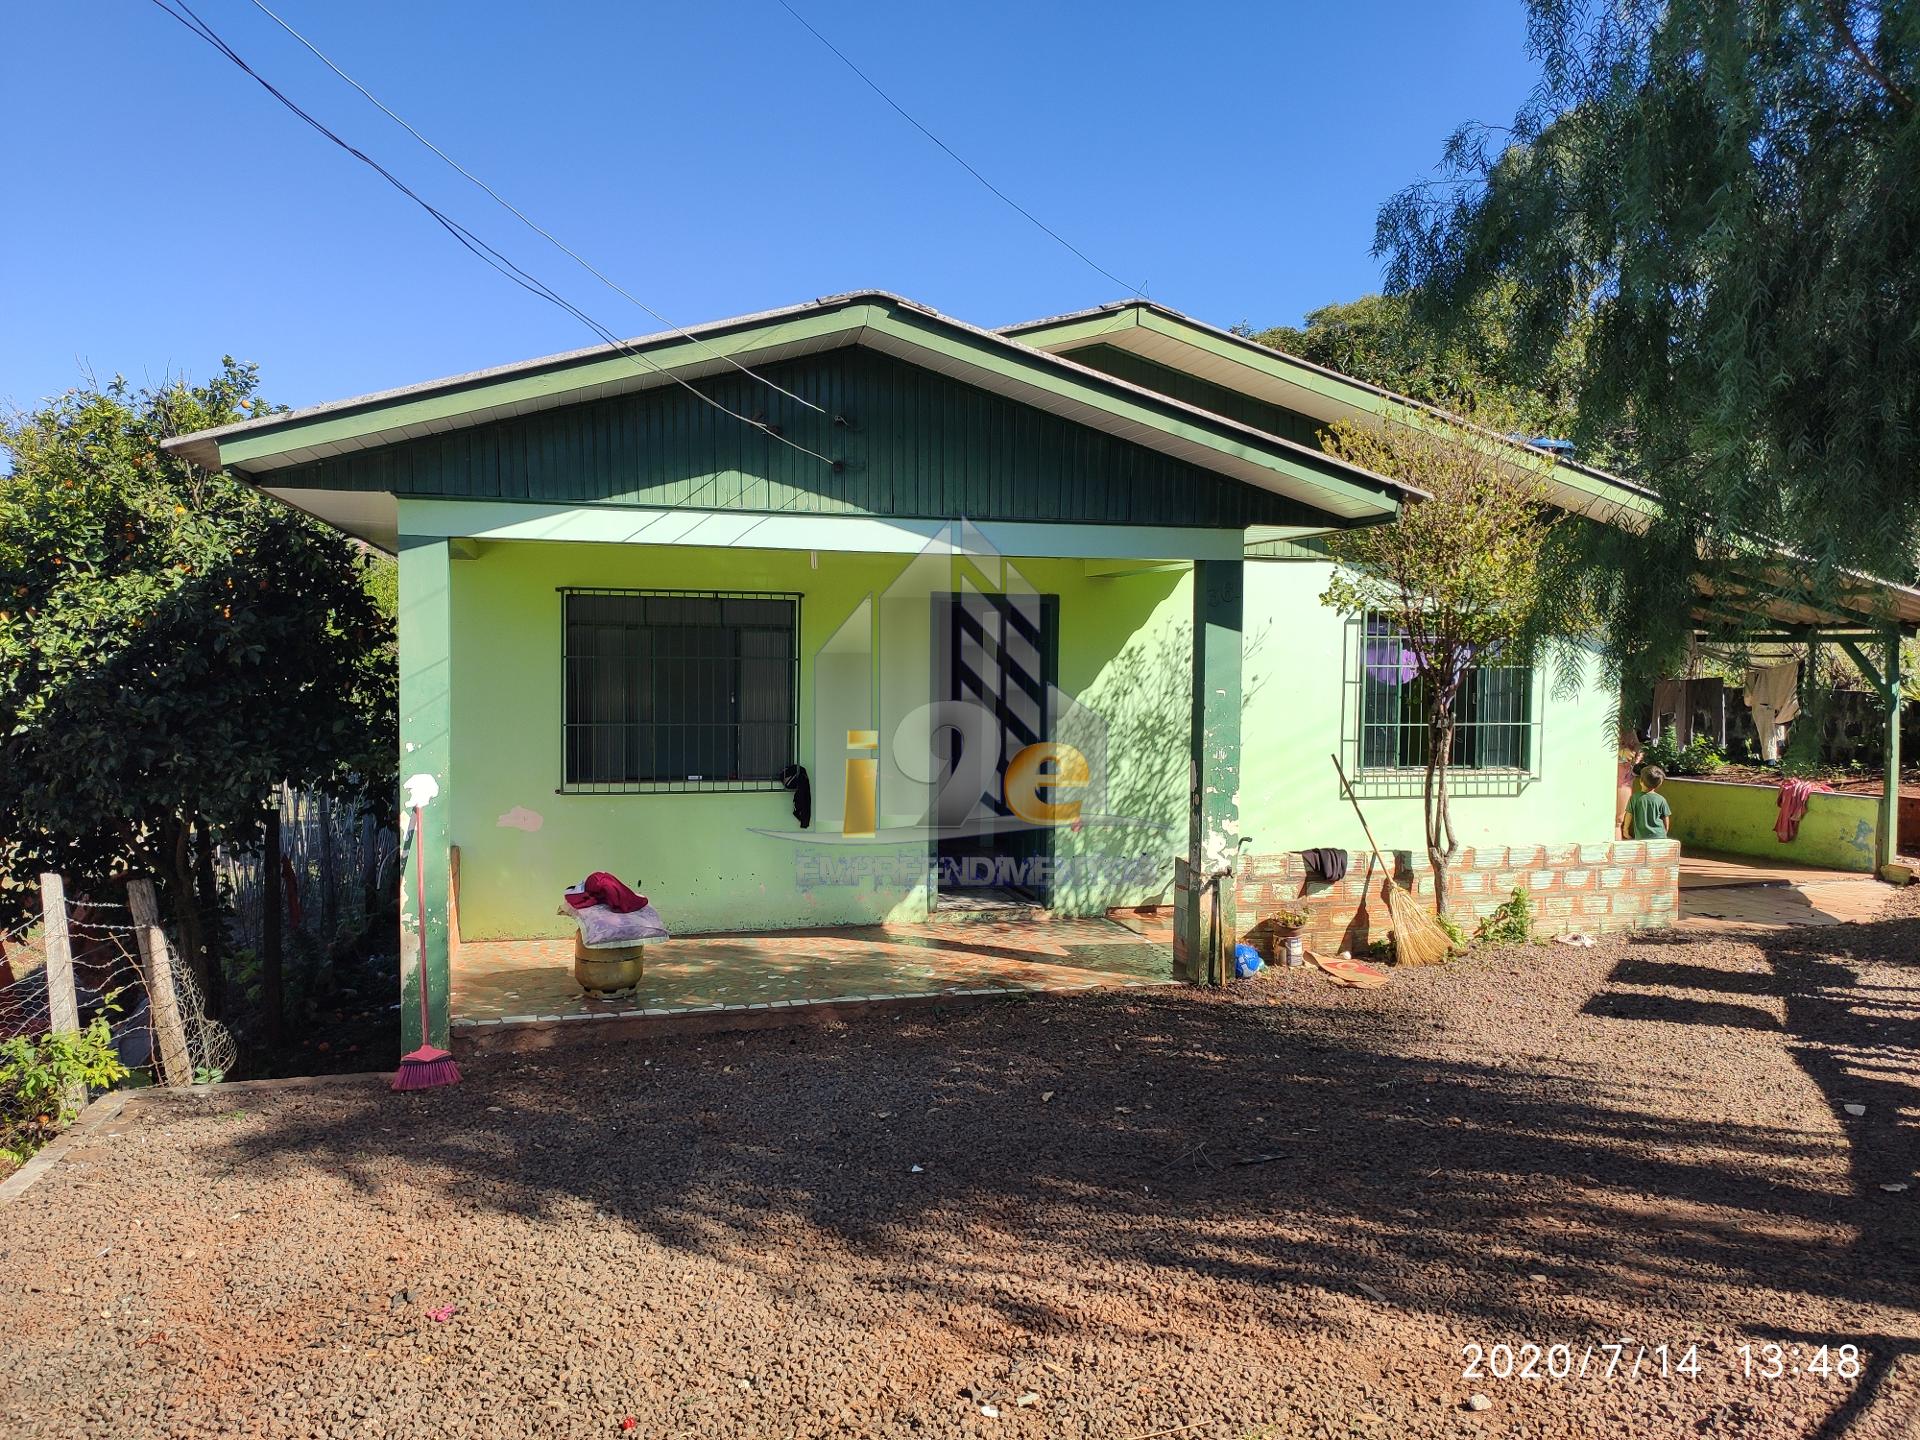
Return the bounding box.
[1826,0,1915,112]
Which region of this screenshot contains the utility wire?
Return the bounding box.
[143,0,836,466]
[243,0,824,417]
[772,0,1144,299]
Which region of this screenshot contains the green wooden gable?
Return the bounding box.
[1061,344,1324,452]
[261,345,1343,530]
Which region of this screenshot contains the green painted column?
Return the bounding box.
[1179,558,1244,986]
[1881,628,1903,873]
[398,535,454,1051]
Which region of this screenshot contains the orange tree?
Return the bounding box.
[0,362,393,1015]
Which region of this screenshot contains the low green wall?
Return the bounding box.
[1663,777,1878,871]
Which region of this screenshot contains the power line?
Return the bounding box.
[142,0,836,467]
[772,0,1144,299]
[243,0,824,418]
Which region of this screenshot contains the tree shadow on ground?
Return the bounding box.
[213,921,1920,1390]
[1599,915,1920,1437]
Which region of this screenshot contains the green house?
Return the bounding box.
[164,292,1761,1045]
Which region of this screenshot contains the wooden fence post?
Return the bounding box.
[37,874,85,1112]
[37,874,80,1040]
[126,877,193,1087]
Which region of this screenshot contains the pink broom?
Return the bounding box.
[393,803,460,1091]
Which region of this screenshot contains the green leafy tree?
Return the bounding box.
[1376,0,1920,678]
[1320,414,1589,915]
[0,363,395,1015]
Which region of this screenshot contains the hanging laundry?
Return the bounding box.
[1776,777,1829,843]
[1300,848,1349,883]
[779,764,813,829]
[1650,678,1687,737]
[1745,661,1802,762]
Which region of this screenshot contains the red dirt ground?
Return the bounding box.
[2,896,1917,1439]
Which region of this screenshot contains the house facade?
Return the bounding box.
[168,293,1679,1048]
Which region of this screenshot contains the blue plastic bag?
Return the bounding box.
[1233,942,1264,978]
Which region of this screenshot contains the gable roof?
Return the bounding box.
[163,291,1421,548]
[1003,299,1661,528]
[1006,300,1920,633]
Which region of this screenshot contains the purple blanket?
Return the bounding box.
[567,901,669,948]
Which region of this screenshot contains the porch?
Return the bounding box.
[1676,848,1895,932]
[449,914,1174,1046]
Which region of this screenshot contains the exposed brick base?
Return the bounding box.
[1238,840,1681,958]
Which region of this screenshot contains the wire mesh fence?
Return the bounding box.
[1,891,238,1158]
[1,785,396,1145]
[0,898,235,1077]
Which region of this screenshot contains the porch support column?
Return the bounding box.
[1835,628,1905,874]
[1178,559,1243,986]
[1880,629,1903,873]
[398,535,454,1050]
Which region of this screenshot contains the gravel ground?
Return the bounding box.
[3,900,1918,1439]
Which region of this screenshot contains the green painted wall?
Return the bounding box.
[1236,562,1619,858]
[1663,777,1878,871]
[446,538,1192,939]
[441,537,1622,938]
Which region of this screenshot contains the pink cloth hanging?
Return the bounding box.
[1776,778,1828,842]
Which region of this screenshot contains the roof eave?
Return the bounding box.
[162,291,1422,521]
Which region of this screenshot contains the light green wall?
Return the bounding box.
[446,539,1191,938]
[443,543,1621,938]
[1663,776,1878,871]
[1237,562,1619,857]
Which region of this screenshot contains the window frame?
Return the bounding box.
[557,587,802,795]
[1340,612,1543,799]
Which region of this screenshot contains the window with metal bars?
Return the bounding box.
[561,589,799,792]
[1354,613,1537,775]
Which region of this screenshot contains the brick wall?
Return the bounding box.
[1236,839,1680,958]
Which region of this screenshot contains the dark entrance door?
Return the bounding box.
[931,590,1059,908]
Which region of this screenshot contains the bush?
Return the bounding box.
[1475,888,1534,947]
[0,1019,129,1164]
[1643,723,1724,777]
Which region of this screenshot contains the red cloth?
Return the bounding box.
[1776,777,1829,842]
[563,872,649,913]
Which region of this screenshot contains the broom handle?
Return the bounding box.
[1330,753,1395,879]
[412,804,431,1041]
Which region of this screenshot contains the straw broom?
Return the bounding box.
[1331,754,1455,967]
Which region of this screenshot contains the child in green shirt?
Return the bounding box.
[1627,764,1672,840]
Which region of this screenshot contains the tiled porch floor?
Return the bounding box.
[1677,848,1892,932]
[450,916,1174,1031]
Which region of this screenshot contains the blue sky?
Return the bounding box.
[2,2,1536,413]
